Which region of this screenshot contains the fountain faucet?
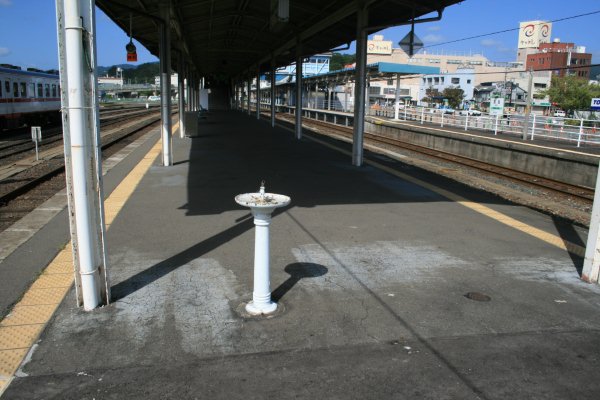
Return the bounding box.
[259,180,265,197]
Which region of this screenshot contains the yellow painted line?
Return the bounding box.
[0,122,177,396]
[304,134,586,258]
[370,116,600,159]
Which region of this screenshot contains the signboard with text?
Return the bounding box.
[592,98,600,111]
[518,20,552,49]
[490,97,505,116]
[367,40,393,55]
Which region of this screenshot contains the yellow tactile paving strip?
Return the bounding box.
[0,124,170,396]
[305,134,586,258]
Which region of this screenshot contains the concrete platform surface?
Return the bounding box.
[3,111,600,399]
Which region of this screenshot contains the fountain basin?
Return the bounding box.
[235,192,290,211]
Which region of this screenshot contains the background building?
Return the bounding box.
[526,40,592,78]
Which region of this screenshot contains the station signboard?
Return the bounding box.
[367,40,393,55]
[592,98,600,111]
[490,97,505,116]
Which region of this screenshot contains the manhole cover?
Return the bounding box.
[464,292,491,302]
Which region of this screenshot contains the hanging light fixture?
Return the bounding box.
[126,13,137,62]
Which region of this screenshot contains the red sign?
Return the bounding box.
[127,52,137,62]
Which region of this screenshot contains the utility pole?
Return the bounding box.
[522,68,534,140]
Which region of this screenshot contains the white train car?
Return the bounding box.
[0,65,61,130]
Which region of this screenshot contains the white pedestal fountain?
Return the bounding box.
[235,182,290,315]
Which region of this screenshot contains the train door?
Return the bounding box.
[4,75,17,127]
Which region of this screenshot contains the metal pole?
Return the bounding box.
[494,114,499,135]
[256,68,261,120]
[577,119,584,147]
[522,68,533,140]
[530,114,536,140]
[185,64,190,112]
[247,78,251,115]
[464,112,469,131]
[295,52,303,140]
[583,160,600,284]
[59,0,108,310]
[394,73,401,120]
[271,62,276,127]
[178,54,185,138]
[159,2,172,166]
[352,5,367,167]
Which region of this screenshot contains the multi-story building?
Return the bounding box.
[525,40,592,78]
[417,67,475,108]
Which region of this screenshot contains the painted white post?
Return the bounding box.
[530,114,536,140]
[247,78,251,115]
[420,107,425,124]
[394,73,401,120]
[31,126,41,161]
[58,0,109,310]
[159,1,173,166]
[270,62,276,128]
[583,161,600,284]
[494,114,499,135]
[404,106,407,121]
[256,69,261,120]
[352,6,368,167]
[235,183,291,314]
[577,119,584,147]
[178,55,186,138]
[464,112,469,131]
[295,52,303,140]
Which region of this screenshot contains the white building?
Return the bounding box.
[418,67,475,107]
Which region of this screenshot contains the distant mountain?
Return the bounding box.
[95,62,159,84]
[97,63,137,76]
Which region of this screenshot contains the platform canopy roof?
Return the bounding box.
[96,0,462,79]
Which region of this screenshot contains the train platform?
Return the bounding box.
[2,110,600,399]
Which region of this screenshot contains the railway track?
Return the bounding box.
[0,107,159,161]
[0,110,163,232]
[276,113,595,205]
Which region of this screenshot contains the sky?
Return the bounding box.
[0,0,598,71]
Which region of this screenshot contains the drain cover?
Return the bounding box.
[464,292,491,302]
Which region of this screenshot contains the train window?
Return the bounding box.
[0,81,2,98]
[29,83,35,97]
[45,84,50,97]
[20,82,26,97]
[37,83,43,97]
[13,82,19,97]
[52,84,57,97]
[5,81,10,97]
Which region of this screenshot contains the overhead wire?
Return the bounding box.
[420,9,600,50]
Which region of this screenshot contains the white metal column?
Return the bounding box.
[583,161,600,284]
[394,73,401,120]
[57,0,109,310]
[271,62,276,127]
[247,78,251,115]
[352,6,368,167]
[159,1,173,166]
[178,54,185,138]
[295,53,303,140]
[256,69,261,120]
